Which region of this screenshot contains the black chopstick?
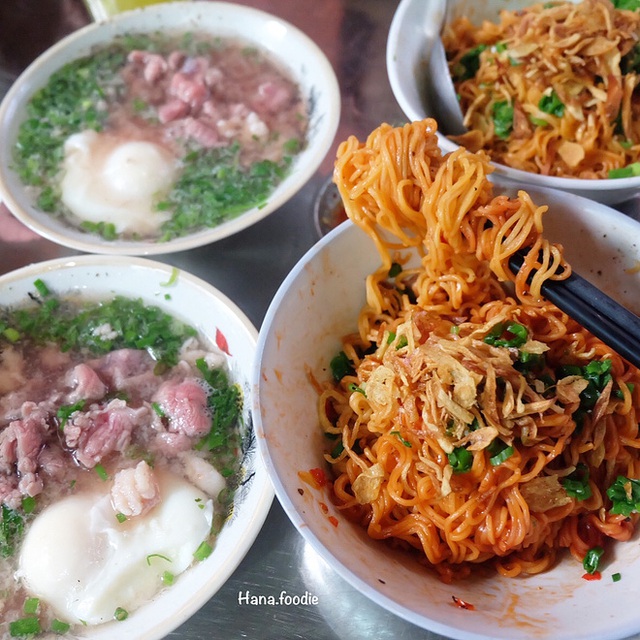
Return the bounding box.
[508,250,640,369]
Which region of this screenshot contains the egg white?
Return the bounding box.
[18,470,213,625]
[60,130,178,236]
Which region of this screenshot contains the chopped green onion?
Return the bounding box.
[132,97,147,112]
[146,553,172,566]
[452,44,487,81]
[160,267,180,287]
[561,463,592,501]
[56,399,86,430]
[115,513,127,524]
[330,351,354,381]
[612,0,640,11]
[395,335,408,350]
[388,262,403,277]
[488,439,514,466]
[283,137,302,153]
[9,617,41,637]
[484,322,528,348]
[492,100,514,139]
[2,327,20,343]
[557,359,612,420]
[448,447,473,473]
[94,464,109,481]
[23,598,39,615]
[529,116,549,127]
[194,541,213,561]
[114,607,128,622]
[607,476,640,515]
[348,383,366,396]
[390,430,412,447]
[612,572,622,582]
[51,619,71,634]
[608,162,640,179]
[151,402,166,417]
[80,220,118,240]
[583,546,604,574]
[33,278,50,297]
[193,358,242,457]
[538,90,565,117]
[210,512,226,537]
[515,350,544,375]
[162,571,175,585]
[1,505,24,558]
[21,496,36,514]
[490,445,514,466]
[614,382,635,399]
[330,440,345,459]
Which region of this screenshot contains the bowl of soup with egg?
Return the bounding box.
[0,255,273,639]
[0,2,340,255]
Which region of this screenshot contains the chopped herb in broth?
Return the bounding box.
[156,142,291,242]
[0,280,245,636]
[12,31,308,242]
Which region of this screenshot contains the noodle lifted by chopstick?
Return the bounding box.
[320,118,640,581]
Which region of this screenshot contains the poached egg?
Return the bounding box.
[60,130,178,236]
[18,470,213,625]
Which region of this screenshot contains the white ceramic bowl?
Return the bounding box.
[253,182,640,640]
[386,0,640,205]
[0,255,273,639]
[0,1,340,255]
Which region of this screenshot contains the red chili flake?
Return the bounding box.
[309,467,328,487]
[328,516,339,527]
[451,595,475,610]
[582,571,602,581]
[215,328,231,355]
[319,502,329,514]
[297,488,304,496]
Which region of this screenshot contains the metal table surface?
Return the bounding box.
[1,2,640,639]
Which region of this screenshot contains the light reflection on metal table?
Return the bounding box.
[1,1,639,639]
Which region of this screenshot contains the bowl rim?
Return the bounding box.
[0,0,341,256]
[0,253,275,639]
[385,0,640,194]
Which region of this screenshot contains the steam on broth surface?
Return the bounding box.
[0,281,246,637]
[13,32,309,242]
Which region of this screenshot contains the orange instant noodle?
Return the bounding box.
[442,0,640,179]
[319,118,640,581]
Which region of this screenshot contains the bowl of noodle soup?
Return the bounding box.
[0,255,273,639]
[254,119,640,640]
[386,0,640,205]
[0,1,340,255]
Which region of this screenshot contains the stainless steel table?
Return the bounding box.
[1,1,640,639]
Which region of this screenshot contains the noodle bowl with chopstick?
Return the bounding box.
[317,118,640,582]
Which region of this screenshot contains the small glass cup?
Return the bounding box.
[312,175,347,238]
